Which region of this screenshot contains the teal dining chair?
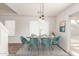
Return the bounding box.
[20,36,33,50]
[41,38,52,48]
[20,36,30,44]
[30,38,39,48]
[52,36,61,45]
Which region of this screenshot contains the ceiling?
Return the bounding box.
[70,11,79,18]
[0,3,16,15]
[0,3,72,16]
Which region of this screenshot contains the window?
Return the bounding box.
[5,20,15,36]
[30,20,49,36]
[40,21,49,35]
[71,20,76,24]
[30,21,39,36]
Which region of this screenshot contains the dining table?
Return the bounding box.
[26,36,54,48]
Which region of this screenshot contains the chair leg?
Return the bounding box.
[28,46,30,51]
[28,45,31,51]
[51,45,54,50]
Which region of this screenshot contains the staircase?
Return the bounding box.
[0,22,8,56]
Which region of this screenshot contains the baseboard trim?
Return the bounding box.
[57,45,72,56]
[8,43,22,44]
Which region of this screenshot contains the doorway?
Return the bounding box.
[70,18,79,55]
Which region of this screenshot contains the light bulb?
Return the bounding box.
[39,18,42,21]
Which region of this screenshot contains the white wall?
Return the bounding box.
[0,15,56,43]
[56,4,79,52]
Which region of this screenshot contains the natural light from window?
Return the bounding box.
[30,20,49,36]
[71,20,79,25]
[5,20,15,36]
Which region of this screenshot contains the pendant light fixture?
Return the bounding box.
[39,3,45,21]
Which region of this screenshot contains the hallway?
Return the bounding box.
[70,20,79,55]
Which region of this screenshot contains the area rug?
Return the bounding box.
[16,44,70,56]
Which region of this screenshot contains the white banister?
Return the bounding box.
[0,22,8,56]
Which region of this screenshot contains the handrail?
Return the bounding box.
[0,22,8,32]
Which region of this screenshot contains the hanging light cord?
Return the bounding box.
[39,3,44,19]
[42,3,44,17]
[40,3,42,18]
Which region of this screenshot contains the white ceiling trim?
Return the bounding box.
[3,3,72,16]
